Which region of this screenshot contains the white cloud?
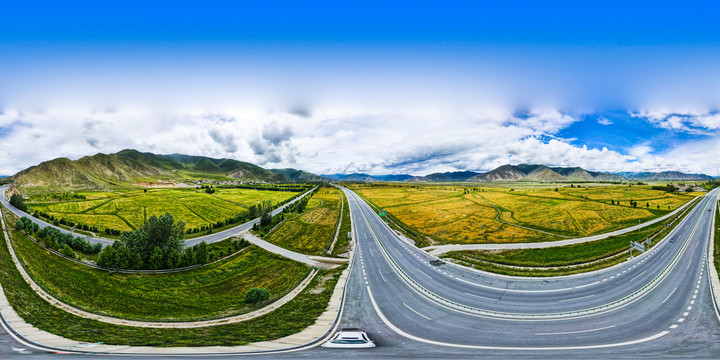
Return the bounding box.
[1,107,719,177]
[633,111,720,134]
[597,117,613,125]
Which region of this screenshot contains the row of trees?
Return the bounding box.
[96,213,250,270]
[15,216,102,258]
[9,193,27,212]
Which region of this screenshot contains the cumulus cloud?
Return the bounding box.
[1,107,720,177]
[633,111,720,134]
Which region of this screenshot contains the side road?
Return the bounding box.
[0,184,318,248]
[423,194,702,256]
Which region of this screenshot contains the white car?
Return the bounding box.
[322,328,376,348]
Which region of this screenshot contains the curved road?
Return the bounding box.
[1,185,719,358]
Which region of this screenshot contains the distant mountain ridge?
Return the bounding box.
[11,149,324,193]
[325,164,713,183]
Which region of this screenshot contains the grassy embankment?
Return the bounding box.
[331,190,352,256]
[26,187,297,238]
[350,183,700,247]
[442,196,701,276]
[264,186,343,256]
[0,206,344,346]
[10,225,309,321]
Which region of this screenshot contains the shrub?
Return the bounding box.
[61,244,76,259]
[244,287,270,304]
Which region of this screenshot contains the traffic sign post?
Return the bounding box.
[379,209,387,217]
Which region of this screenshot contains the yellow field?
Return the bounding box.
[27,187,298,233]
[351,183,700,245]
[265,187,341,255]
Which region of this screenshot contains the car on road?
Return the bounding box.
[322,328,376,348]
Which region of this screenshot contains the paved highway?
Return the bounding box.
[1,185,719,358]
[0,185,316,248]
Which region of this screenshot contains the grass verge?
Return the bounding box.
[0,213,345,346]
[331,190,352,256]
[11,228,309,322]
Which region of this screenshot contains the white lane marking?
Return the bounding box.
[559,294,595,302]
[366,285,671,351]
[574,281,600,289]
[683,312,689,316]
[662,288,677,304]
[403,302,432,320]
[687,259,693,270]
[678,318,685,322]
[670,324,679,329]
[464,292,497,301]
[417,269,433,279]
[378,269,387,283]
[453,275,573,293]
[535,325,615,336]
[687,306,692,310]
[628,271,645,282]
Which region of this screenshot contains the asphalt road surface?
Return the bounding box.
[1,185,719,359]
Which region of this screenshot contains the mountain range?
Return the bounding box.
[327,164,714,183]
[10,149,327,193]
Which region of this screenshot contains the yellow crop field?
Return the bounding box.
[265,187,341,255]
[351,183,701,245]
[27,187,298,233]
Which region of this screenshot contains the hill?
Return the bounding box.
[11,149,320,193]
[269,168,328,182]
[408,171,481,182]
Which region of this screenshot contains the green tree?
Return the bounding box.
[244,287,270,304]
[97,246,117,268]
[195,241,208,264]
[61,244,76,259]
[120,212,185,268]
[14,219,25,231]
[166,248,182,268]
[148,247,164,270]
[9,193,27,212]
[115,245,133,269]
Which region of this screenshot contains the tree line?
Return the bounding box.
[97,213,250,270]
[15,216,103,258]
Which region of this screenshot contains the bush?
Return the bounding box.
[244,287,270,304]
[61,244,76,259]
[9,193,27,212]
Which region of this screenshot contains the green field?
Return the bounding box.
[351,183,701,246]
[264,186,342,255]
[0,211,344,346]
[26,187,298,235]
[11,227,310,321]
[442,197,698,276]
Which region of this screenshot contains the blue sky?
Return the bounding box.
[1,1,720,176]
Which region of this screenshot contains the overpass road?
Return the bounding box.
[1,185,720,358]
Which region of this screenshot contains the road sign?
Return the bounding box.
[379,209,387,217]
[631,241,645,252]
[347,231,352,239]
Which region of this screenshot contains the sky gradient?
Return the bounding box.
[1,1,720,176]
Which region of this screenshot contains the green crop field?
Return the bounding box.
[351,183,700,246]
[11,228,309,322]
[265,186,342,255]
[26,187,297,234]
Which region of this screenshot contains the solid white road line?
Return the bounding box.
[378,269,387,283]
[464,292,497,301]
[367,285,670,351]
[535,325,615,336]
[403,302,432,320]
[559,294,595,302]
[574,281,600,289]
